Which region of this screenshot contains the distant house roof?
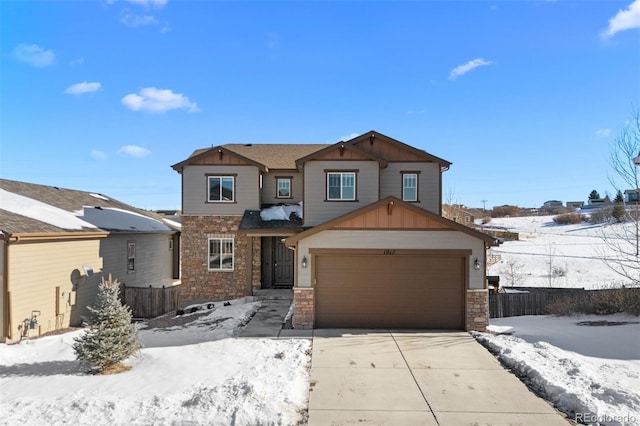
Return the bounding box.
[0,179,174,236]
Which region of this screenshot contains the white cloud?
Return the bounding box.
[108,0,167,8]
[70,57,85,65]
[90,150,108,160]
[121,87,200,114]
[601,0,640,39]
[118,145,151,158]
[65,82,102,95]
[595,128,612,137]
[339,133,360,142]
[13,43,56,67]
[448,58,493,80]
[121,12,158,27]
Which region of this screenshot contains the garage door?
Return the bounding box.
[315,254,464,329]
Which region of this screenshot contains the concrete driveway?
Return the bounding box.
[308,330,570,426]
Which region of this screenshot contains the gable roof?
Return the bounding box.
[295,141,389,167]
[285,196,498,246]
[347,130,452,171]
[0,179,174,236]
[171,144,330,172]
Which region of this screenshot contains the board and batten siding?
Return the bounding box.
[182,165,260,216]
[380,162,441,213]
[296,230,486,290]
[7,239,104,341]
[262,171,303,205]
[303,160,379,226]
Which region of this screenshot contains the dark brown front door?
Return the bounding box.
[274,238,293,288]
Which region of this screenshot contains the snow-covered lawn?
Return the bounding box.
[0,299,311,426]
[475,314,640,426]
[486,215,629,289]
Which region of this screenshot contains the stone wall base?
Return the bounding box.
[466,289,489,332]
[293,288,314,329]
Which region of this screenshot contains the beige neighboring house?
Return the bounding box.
[172,130,498,332]
[442,204,476,226]
[0,179,180,343]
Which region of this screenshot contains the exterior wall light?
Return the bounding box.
[301,256,308,268]
[474,258,481,270]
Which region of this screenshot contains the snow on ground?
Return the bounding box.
[486,215,633,289]
[0,299,311,426]
[475,314,640,426]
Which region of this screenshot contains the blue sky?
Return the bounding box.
[1,0,639,210]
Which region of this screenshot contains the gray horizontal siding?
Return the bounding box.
[380,162,440,213]
[303,160,379,226]
[262,171,303,205]
[182,165,260,215]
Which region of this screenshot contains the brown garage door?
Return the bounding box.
[315,254,464,329]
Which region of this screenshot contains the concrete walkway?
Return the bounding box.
[308,330,570,426]
[240,289,309,338]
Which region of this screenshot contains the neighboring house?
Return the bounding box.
[587,196,612,206]
[0,179,180,343]
[542,200,563,209]
[442,204,475,226]
[566,201,585,209]
[171,131,498,331]
[625,189,640,204]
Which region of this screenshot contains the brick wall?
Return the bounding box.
[181,216,252,302]
[293,288,314,329]
[466,289,489,332]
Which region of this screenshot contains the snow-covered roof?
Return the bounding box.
[0,179,176,235]
[260,203,303,221]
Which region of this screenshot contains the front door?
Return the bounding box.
[273,238,294,288]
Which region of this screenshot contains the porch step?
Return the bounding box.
[253,289,293,301]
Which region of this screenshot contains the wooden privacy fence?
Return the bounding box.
[489,289,586,318]
[120,284,181,319]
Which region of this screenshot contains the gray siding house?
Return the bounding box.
[172,131,497,331]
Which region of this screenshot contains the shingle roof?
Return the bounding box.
[0,179,174,235]
[180,144,330,170]
[224,144,330,169]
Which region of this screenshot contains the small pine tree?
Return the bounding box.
[73,275,141,374]
[615,189,624,203]
[589,190,600,200]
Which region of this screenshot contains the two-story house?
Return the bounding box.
[171,131,497,331]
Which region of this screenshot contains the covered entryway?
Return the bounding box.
[314,252,466,329]
[261,236,294,289]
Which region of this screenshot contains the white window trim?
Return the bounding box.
[207,175,235,203]
[208,238,234,271]
[402,173,418,202]
[327,172,356,201]
[276,178,292,199]
[127,241,136,273]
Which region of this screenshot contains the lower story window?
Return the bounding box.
[209,238,234,271]
[127,241,136,272]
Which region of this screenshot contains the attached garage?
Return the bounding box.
[314,251,467,329]
[286,196,498,331]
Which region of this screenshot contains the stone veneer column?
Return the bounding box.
[293,288,314,329]
[181,216,251,302]
[466,289,489,332]
[251,237,261,293]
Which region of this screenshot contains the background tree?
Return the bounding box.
[601,109,640,283]
[73,275,141,374]
[589,190,601,200]
[612,190,627,222]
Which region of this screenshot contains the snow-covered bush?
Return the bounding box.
[73,275,141,374]
[552,213,585,225]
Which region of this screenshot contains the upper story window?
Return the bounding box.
[402,172,418,202]
[276,177,292,199]
[208,238,234,271]
[208,175,234,202]
[327,171,356,201]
